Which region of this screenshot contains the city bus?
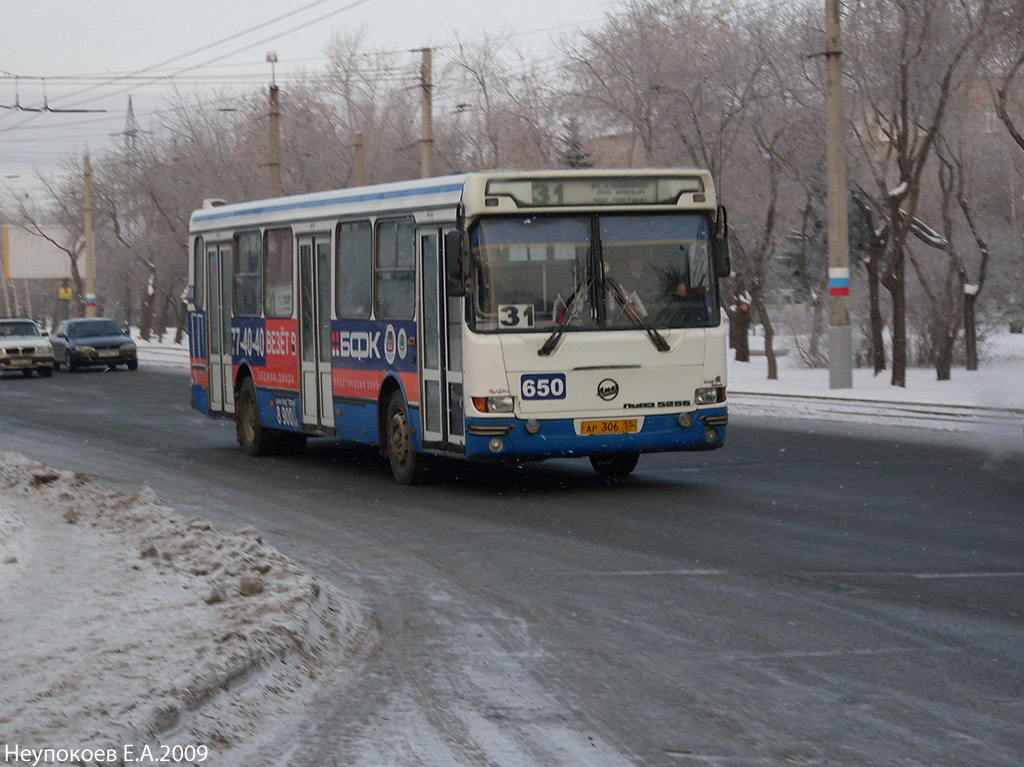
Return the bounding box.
[187,169,731,483]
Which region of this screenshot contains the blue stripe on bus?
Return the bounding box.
[461,408,728,460]
[192,182,466,224]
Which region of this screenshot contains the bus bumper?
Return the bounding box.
[463,408,727,460]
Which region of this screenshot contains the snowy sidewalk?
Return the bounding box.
[727,331,1024,441]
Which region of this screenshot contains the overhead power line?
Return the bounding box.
[0,0,376,136]
[35,0,352,110]
[56,0,378,112]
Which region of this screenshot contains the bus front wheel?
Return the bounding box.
[236,377,276,456]
[385,390,428,484]
[589,452,639,478]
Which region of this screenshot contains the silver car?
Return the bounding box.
[0,318,54,377]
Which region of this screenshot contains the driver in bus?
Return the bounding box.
[605,250,692,324]
[619,251,690,299]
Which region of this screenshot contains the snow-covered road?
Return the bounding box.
[1,329,1018,764]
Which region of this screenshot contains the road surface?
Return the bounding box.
[2,367,1022,766]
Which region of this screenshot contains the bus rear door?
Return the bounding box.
[298,234,334,429]
[207,243,234,413]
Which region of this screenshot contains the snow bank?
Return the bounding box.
[0,452,371,765]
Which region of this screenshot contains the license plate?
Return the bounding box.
[580,418,638,436]
[10,358,30,367]
[98,350,118,358]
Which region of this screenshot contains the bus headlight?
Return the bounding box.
[472,396,514,413]
[694,386,725,405]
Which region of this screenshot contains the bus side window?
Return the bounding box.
[264,227,294,318]
[375,218,415,320]
[193,236,205,309]
[337,220,372,319]
[233,230,263,317]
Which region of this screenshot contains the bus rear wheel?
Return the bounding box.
[385,390,428,484]
[236,377,276,456]
[589,452,640,478]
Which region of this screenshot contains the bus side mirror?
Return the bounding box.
[444,229,466,297]
[712,206,731,278]
[712,237,730,278]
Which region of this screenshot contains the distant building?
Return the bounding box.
[1,225,73,281]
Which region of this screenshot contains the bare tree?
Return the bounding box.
[845,0,992,386]
[441,33,562,170]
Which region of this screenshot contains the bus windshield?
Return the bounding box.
[470,213,716,333]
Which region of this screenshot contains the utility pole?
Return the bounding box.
[123,95,140,155]
[825,0,852,389]
[354,131,365,187]
[419,48,433,178]
[267,51,282,197]
[82,153,97,318]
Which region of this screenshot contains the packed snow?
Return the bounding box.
[0,453,372,766]
[1,327,1021,764]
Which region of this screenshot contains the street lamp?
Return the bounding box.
[266,50,278,87]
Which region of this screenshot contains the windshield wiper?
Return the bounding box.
[538,276,591,356]
[605,278,670,352]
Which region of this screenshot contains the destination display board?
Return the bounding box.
[484,176,704,207]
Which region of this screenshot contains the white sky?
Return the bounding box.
[0,0,611,192]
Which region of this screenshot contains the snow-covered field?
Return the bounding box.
[2,328,1021,764]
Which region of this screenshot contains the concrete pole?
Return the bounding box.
[268,83,282,197]
[826,0,852,388]
[83,153,97,318]
[354,131,365,187]
[420,48,433,178]
[1,226,10,316]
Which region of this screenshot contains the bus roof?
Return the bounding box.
[189,173,468,231]
[188,168,716,233]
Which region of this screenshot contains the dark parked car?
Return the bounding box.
[0,318,54,377]
[51,318,138,372]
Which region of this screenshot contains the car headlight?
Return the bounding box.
[120,343,136,351]
[694,386,726,405]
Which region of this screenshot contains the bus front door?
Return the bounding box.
[419,229,464,451]
[298,235,333,429]
[207,244,234,414]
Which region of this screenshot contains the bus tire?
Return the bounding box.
[236,377,275,456]
[589,452,639,478]
[385,390,428,484]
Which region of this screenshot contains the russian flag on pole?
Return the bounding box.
[829,268,850,297]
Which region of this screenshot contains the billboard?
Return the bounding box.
[2,225,73,280]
